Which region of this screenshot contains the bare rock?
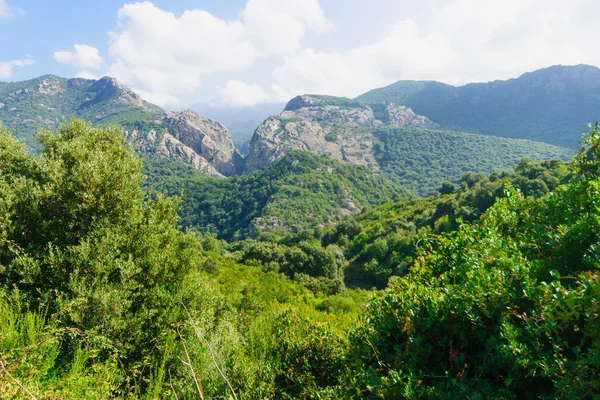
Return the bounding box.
[165,110,243,176]
[386,104,439,129]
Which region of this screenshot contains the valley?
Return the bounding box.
[1,63,599,399]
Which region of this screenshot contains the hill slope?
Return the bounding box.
[372,127,571,194]
[357,64,600,148]
[148,151,408,241]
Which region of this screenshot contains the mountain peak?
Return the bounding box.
[284,95,320,111]
[517,64,600,82]
[85,76,146,108]
[284,94,363,111]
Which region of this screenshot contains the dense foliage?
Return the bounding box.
[373,127,572,195]
[240,158,570,289]
[339,125,600,398]
[0,120,371,399]
[140,153,199,187]
[2,117,599,399]
[150,151,408,241]
[356,65,600,148]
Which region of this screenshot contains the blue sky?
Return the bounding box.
[2,0,599,108]
[1,1,247,78]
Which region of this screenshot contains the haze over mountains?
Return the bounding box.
[1,64,597,195]
[191,102,286,142]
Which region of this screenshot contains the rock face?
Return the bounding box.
[128,129,223,176]
[0,74,241,177]
[87,77,146,108]
[164,110,242,176]
[244,97,438,174]
[386,104,439,129]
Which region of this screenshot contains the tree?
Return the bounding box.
[343,124,600,399]
[0,119,203,385]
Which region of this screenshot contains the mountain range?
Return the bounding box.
[244,94,570,194]
[357,64,600,148]
[0,75,243,176]
[2,64,597,197]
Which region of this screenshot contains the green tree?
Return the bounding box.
[0,120,203,386]
[342,124,600,398]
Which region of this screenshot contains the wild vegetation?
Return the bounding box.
[337,125,600,398]
[240,157,571,289]
[0,120,369,399]
[372,127,572,195]
[148,150,408,241]
[1,118,599,399]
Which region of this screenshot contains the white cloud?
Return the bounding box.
[0,57,34,79]
[105,0,330,106]
[0,0,24,18]
[62,0,600,107]
[242,0,332,55]
[216,80,271,107]
[76,70,100,80]
[268,0,600,100]
[54,44,104,69]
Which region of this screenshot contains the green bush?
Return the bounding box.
[0,120,205,391]
[342,124,600,399]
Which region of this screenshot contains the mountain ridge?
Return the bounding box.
[0,74,243,176]
[356,64,600,147]
[2,65,594,187]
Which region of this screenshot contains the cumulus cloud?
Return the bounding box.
[268,0,600,100]
[242,0,332,55]
[54,44,104,69]
[0,0,24,18]
[105,0,331,106]
[0,57,34,79]
[61,0,600,107]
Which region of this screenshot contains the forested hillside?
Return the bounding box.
[239,158,571,289]
[357,64,600,148]
[147,151,408,241]
[372,127,571,194]
[1,119,599,399]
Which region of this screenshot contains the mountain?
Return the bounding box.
[244,95,439,173]
[357,64,600,148]
[0,75,242,176]
[2,66,588,188]
[147,150,408,241]
[244,95,572,195]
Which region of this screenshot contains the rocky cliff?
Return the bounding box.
[164,110,242,176]
[0,75,242,176]
[244,95,438,173]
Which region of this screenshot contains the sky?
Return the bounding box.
[1,0,600,109]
